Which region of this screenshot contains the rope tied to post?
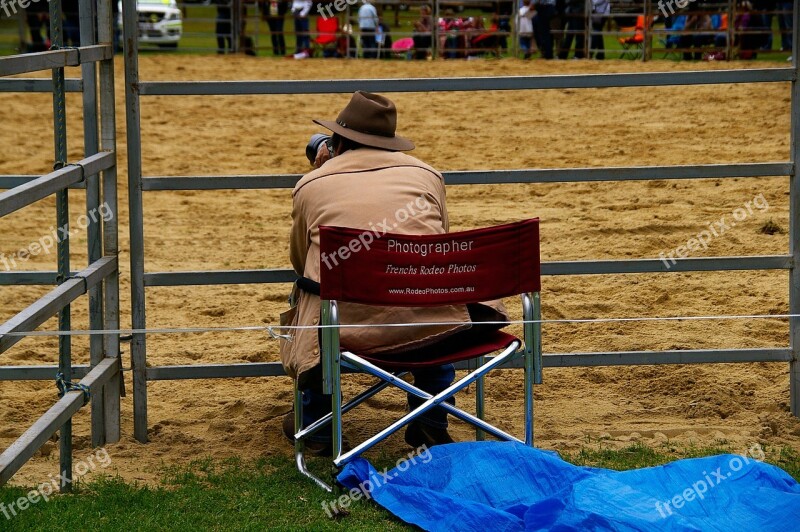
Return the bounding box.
[56,372,91,405]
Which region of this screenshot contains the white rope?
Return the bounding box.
[0,313,797,338]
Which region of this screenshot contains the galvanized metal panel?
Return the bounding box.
[141,162,792,191]
[0,257,117,354]
[122,0,148,445]
[0,78,83,93]
[141,256,789,289]
[138,69,795,96]
[0,152,114,217]
[0,45,111,77]
[0,176,87,190]
[542,348,793,367]
[542,256,792,275]
[144,348,790,381]
[0,272,61,285]
[0,365,90,381]
[790,3,800,417]
[0,358,117,486]
[143,269,298,286]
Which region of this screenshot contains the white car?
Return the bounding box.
[119,0,183,48]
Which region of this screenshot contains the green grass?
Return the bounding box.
[1,443,798,531]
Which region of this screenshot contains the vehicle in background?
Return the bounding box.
[119,0,182,48]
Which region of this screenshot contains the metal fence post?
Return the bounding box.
[726,0,734,60]
[123,0,149,443]
[79,0,106,450]
[49,0,73,492]
[99,0,122,444]
[584,0,591,59]
[791,1,800,417]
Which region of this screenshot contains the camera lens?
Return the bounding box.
[306,134,331,165]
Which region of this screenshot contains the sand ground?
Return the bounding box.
[1,56,799,486]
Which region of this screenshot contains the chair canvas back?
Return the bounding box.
[319,218,540,306]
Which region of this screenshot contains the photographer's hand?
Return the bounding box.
[314,143,331,168]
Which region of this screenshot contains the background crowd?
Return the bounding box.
[15,0,796,60]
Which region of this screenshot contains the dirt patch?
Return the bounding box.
[1,56,797,486]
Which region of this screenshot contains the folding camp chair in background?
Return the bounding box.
[312,15,340,57]
[618,15,645,59]
[291,219,542,491]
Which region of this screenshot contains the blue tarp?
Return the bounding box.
[337,441,800,531]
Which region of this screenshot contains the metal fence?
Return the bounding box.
[122,0,800,445]
[0,0,121,488]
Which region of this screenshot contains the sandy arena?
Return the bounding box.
[1,56,799,486]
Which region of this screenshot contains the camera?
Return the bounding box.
[306,133,333,165]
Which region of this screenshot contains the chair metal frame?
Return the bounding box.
[291,222,542,492]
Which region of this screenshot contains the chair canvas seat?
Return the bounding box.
[356,330,519,370]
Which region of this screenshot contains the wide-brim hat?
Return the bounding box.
[313,91,415,151]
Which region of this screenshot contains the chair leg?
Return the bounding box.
[293,379,334,492]
[475,355,485,441]
[331,350,343,461]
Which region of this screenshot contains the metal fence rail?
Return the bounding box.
[0,0,121,490]
[139,162,794,191]
[137,68,795,95]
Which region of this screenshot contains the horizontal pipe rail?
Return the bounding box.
[0,365,90,381]
[142,256,790,287]
[542,348,793,367]
[138,69,794,96]
[0,176,87,190]
[0,358,118,485]
[0,78,83,93]
[0,256,117,354]
[0,272,63,286]
[144,269,296,286]
[542,256,792,275]
[141,162,792,191]
[0,151,115,217]
[0,45,113,77]
[144,347,791,380]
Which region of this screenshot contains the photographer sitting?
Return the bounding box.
[281,91,508,456]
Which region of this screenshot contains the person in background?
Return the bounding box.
[495,0,513,51]
[213,0,233,53]
[62,0,80,46]
[679,13,713,60]
[263,0,287,56]
[517,0,536,59]
[533,0,556,59]
[590,0,609,59]
[26,1,49,52]
[558,0,586,59]
[358,0,380,58]
[778,0,792,52]
[412,4,433,60]
[292,0,312,53]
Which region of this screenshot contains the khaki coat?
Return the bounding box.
[280,148,506,381]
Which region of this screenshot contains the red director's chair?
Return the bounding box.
[291,219,542,491]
